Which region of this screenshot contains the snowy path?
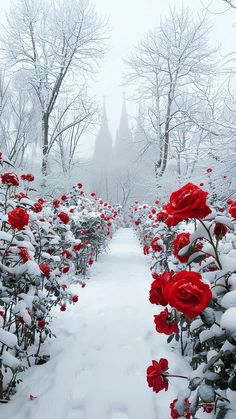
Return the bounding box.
[2,228,189,419]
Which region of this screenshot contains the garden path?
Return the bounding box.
[1,228,188,419]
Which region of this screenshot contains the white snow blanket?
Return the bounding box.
[1,228,191,419]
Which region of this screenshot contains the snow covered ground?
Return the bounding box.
[1,228,192,419]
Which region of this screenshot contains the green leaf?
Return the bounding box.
[200,307,216,327]
[167,334,174,343]
[228,372,236,391]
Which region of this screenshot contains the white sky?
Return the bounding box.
[0,0,236,147]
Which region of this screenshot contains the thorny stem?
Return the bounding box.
[199,220,222,269]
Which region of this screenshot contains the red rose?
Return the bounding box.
[60,304,66,311]
[33,202,43,213]
[90,192,96,197]
[214,222,228,239]
[38,198,46,205]
[58,212,69,224]
[39,263,51,277]
[77,182,83,189]
[146,359,169,393]
[8,208,29,230]
[164,183,211,223]
[229,201,236,218]
[72,295,79,303]
[227,198,233,205]
[61,195,67,201]
[155,211,167,222]
[143,245,150,255]
[82,229,87,235]
[25,173,34,182]
[206,168,212,173]
[61,250,72,259]
[53,199,61,208]
[2,171,19,186]
[170,398,191,419]
[149,271,173,306]
[173,232,190,263]
[154,308,179,335]
[62,266,70,273]
[38,319,45,329]
[73,242,83,252]
[88,258,94,266]
[165,271,212,318]
[151,237,162,252]
[20,247,30,263]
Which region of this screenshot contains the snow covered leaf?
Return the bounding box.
[198,384,215,402]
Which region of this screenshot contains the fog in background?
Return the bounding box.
[0,0,236,207]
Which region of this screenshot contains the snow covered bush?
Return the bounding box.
[0,157,121,401]
[130,182,236,418]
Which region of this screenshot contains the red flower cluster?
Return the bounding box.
[8,208,29,230]
[146,359,169,393]
[1,172,19,186]
[154,308,179,335]
[164,183,211,225]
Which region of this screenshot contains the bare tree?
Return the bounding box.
[223,0,236,8]
[125,8,217,178]
[0,88,36,165]
[51,90,98,173]
[0,0,106,180]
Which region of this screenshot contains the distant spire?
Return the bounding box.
[118,94,129,134]
[93,96,113,164]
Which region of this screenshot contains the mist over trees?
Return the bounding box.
[0,0,106,187]
[0,1,236,205]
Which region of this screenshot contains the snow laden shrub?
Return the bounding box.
[0,161,120,402]
[130,180,236,418]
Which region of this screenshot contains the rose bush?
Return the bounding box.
[0,156,122,401]
[130,182,236,418]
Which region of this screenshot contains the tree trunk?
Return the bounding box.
[160,91,172,176]
[42,113,49,179]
